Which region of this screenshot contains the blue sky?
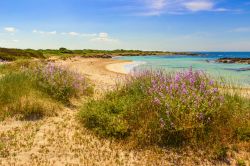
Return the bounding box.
[0,0,250,51]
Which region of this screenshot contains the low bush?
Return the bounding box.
[80,68,250,149]
[31,63,93,103]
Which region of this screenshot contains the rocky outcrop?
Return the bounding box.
[216,58,250,64]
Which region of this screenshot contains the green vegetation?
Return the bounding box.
[0,47,198,62]
[40,48,169,56]
[0,71,58,120]
[0,47,44,61]
[32,63,93,103]
[0,60,93,120]
[41,48,198,59]
[79,69,250,155]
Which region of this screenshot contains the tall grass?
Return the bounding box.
[0,72,58,120]
[80,69,250,150]
[0,61,93,120]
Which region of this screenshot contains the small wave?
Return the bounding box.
[223,67,250,72]
[124,61,147,73]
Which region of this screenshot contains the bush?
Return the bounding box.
[31,63,93,103]
[59,47,73,54]
[80,69,250,148]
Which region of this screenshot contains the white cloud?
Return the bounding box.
[68,32,79,36]
[33,29,57,35]
[48,31,57,35]
[4,27,17,33]
[139,0,230,16]
[137,10,163,16]
[91,32,118,42]
[12,39,19,43]
[213,8,229,12]
[149,0,166,10]
[231,27,250,32]
[99,32,108,38]
[183,1,213,12]
[138,0,167,16]
[81,33,97,37]
[61,32,97,37]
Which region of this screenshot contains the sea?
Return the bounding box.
[114,52,250,87]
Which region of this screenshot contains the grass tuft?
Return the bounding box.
[0,72,58,120]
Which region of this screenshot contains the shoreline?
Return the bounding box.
[52,57,133,92]
[105,61,136,74]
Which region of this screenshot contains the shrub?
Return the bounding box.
[59,47,73,54]
[80,68,250,148]
[80,78,146,138]
[31,63,93,103]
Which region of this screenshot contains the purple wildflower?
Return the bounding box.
[159,118,165,128]
[153,97,161,105]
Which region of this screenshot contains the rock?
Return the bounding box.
[215,58,250,64]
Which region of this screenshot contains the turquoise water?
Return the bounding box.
[115,52,250,86]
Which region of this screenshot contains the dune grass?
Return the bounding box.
[79,69,250,157]
[0,60,93,120]
[0,72,59,120]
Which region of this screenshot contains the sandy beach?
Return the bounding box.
[106,61,135,74]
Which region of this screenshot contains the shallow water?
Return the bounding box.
[115,52,250,86]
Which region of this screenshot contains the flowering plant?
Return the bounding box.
[133,68,224,132]
[32,63,92,102]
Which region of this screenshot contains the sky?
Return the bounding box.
[0,0,250,51]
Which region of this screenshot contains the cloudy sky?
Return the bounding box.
[0,0,250,51]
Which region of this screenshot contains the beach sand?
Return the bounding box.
[106,61,134,74]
